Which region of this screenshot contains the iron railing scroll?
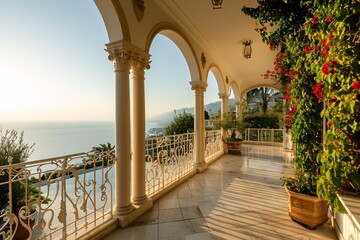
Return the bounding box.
[0,149,115,240]
[145,132,195,197]
[205,130,224,163]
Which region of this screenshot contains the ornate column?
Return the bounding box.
[235,100,242,119]
[219,93,229,152]
[107,43,133,216]
[191,81,207,172]
[219,93,229,115]
[131,52,150,206]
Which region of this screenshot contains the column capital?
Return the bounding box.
[106,40,150,70]
[190,81,207,92]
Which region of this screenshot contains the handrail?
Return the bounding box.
[244,128,283,145]
[0,130,226,239]
[0,150,115,239]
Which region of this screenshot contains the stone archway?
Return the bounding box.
[94,0,130,42]
[146,24,201,84]
[207,64,225,96]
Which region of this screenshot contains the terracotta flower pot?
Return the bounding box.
[285,186,328,229]
[13,218,35,240]
[224,140,243,155]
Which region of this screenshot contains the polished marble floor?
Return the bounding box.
[104,144,337,240]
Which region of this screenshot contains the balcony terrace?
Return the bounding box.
[104,144,336,240]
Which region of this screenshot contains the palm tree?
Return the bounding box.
[243,87,282,115]
[258,87,281,115]
[243,88,260,112]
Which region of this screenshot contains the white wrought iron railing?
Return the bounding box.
[145,132,195,197]
[244,128,283,145]
[205,130,224,163]
[0,150,115,240]
[0,130,226,239]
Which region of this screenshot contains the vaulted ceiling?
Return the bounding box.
[154,0,280,94]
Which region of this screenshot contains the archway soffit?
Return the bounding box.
[206,63,225,94]
[111,0,131,42]
[145,22,201,82]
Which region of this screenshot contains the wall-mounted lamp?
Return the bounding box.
[211,0,223,9]
[242,40,253,59]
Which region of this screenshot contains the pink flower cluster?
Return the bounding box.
[304,45,312,54]
[312,83,325,100]
[284,93,291,100]
[352,80,360,90]
[311,14,318,24]
[320,39,330,57]
[322,60,337,75]
[286,105,297,117]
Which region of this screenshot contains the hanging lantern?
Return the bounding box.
[211,0,223,9]
[242,40,252,59]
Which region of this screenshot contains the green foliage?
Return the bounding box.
[165,111,194,135]
[211,111,243,141]
[282,172,318,196]
[0,130,34,165]
[0,130,50,215]
[242,0,324,207]
[93,142,115,153]
[243,115,279,129]
[303,0,360,213]
[243,0,360,213]
[243,87,283,115]
[204,110,210,120]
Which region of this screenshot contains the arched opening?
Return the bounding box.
[204,71,221,117]
[145,33,194,136]
[146,26,201,84]
[242,86,284,129]
[229,81,241,104]
[228,85,236,112]
[204,66,225,117]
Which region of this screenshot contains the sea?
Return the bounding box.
[1,121,163,161]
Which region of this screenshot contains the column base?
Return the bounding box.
[194,162,207,173]
[113,203,134,217]
[116,198,153,228]
[132,194,148,206]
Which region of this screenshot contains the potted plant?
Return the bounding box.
[211,110,244,154]
[0,130,51,239]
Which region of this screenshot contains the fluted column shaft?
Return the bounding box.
[131,62,149,205]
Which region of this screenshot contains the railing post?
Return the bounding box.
[7,157,14,236]
[61,157,68,238]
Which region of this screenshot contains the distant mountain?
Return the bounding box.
[147,98,235,127]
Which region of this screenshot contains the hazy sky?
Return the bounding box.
[0,1,220,122]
